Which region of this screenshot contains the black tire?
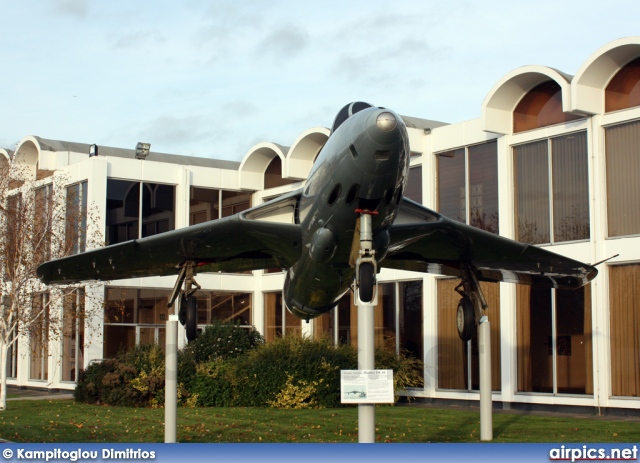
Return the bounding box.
[182,294,198,342]
[456,297,475,342]
[358,262,375,303]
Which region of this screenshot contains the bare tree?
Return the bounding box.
[0,156,102,410]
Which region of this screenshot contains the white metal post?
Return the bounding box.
[165,314,179,443]
[357,212,376,443]
[478,316,492,441]
[357,299,375,443]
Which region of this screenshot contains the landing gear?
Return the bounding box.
[456,296,475,342]
[454,264,488,341]
[179,294,198,342]
[355,209,378,304]
[358,262,376,303]
[169,261,201,342]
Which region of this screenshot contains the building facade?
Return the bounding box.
[4,37,640,413]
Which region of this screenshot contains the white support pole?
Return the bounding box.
[165,314,179,443]
[357,212,376,443]
[357,299,375,443]
[478,316,492,441]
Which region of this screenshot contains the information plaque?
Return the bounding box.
[340,369,394,404]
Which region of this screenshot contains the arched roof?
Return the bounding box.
[482,65,573,135]
[0,148,11,173]
[286,127,330,179]
[13,136,42,179]
[239,142,288,190]
[572,36,640,115]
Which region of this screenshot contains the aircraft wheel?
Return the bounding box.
[181,294,198,342]
[358,262,376,303]
[456,297,475,342]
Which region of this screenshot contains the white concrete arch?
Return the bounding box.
[238,142,288,191]
[0,148,11,174]
[286,127,330,180]
[572,36,640,115]
[13,136,42,180]
[482,65,573,135]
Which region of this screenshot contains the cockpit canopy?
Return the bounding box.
[331,101,375,133]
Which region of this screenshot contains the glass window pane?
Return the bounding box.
[377,283,396,348]
[399,280,423,386]
[264,292,283,342]
[552,132,590,242]
[555,286,592,394]
[468,142,499,233]
[514,140,550,244]
[609,264,640,397]
[106,179,139,244]
[437,279,466,390]
[190,187,220,225]
[141,183,175,238]
[103,325,135,358]
[221,190,251,218]
[405,166,423,204]
[437,149,466,223]
[606,120,640,237]
[517,285,553,393]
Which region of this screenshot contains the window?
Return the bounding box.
[609,264,640,397]
[404,166,423,204]
[264,292,301,342]
[65,182,88,255]
[106,180,175,245]
[196,292,252,327]
[29,293,49,381]
[605,57,640,113]
[513,81,582,133]
[437,279,501,391]
[5,296,17,379]
[514,132,590,244]
[62,289,84,382]
[188,186,252,225]
[516,284,592,394]
[104,288,253,357]
[605,120,640,237]
[33,184,53,264]
[437,141,499,233]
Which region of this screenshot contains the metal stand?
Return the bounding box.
[456,265,493,441]
[164,262,201,443]
[165,312,179,443]
[355,211,377,443]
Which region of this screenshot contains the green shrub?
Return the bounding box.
[231,336,357,408]
[182,320,264,364]
[190,359,236,407]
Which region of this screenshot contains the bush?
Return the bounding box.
[231,336,357,408]
[182,321,264,364]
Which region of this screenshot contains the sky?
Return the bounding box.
[2,0,640,162]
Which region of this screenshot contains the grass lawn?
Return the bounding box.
[1,399,638,443]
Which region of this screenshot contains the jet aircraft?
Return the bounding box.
[37,102,598,342]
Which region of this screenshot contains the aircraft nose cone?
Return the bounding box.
[376,112,397,132]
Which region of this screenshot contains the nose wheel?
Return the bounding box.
[355,209,378,304]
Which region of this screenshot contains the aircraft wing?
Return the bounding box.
[382,198,596,289]
[37,190,303,284]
